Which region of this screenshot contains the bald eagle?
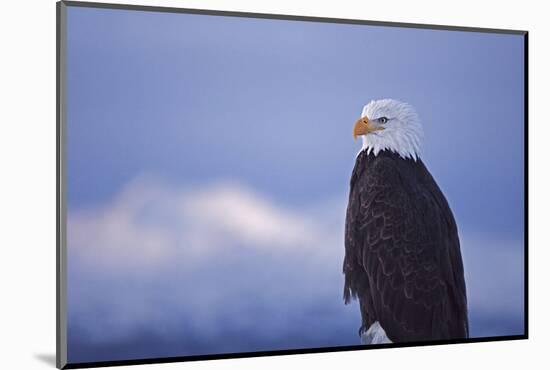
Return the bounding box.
[343,99,469,344]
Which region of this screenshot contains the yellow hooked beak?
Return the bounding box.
[353,117,384,140]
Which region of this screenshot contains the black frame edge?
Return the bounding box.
[523,32,529,338]
[64,335,527,369]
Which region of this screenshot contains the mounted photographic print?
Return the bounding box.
[56,1,528,368]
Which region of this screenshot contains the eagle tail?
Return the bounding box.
[360,321,392,345]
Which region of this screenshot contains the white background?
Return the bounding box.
[0,0,547,369]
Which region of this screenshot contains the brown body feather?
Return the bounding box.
[343,150,469,342]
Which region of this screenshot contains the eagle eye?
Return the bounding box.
[379,117,388,124]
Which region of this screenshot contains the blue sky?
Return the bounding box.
[66,5,525,364]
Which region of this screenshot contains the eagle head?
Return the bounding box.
[353,99,423,161]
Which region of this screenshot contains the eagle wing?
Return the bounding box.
[343,153,468,342]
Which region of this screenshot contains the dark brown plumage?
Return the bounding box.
[343,149,469,343]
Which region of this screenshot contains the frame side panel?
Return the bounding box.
[56,1,68,369]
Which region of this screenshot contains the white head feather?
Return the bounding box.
[359,99,423,161]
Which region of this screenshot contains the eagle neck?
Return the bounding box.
[359,132,421,161]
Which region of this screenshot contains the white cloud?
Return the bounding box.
[67,175,354,348]
[68,175,341,272]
